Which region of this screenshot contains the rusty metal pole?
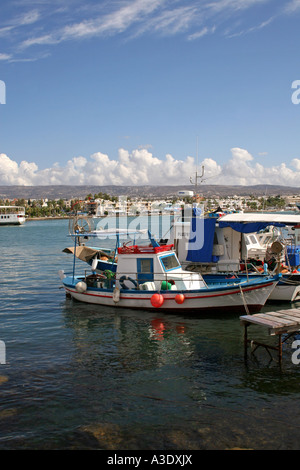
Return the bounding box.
[278,334,282,363]
[244,323,248,360]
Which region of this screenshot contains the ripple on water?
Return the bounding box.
[1,220,300,449]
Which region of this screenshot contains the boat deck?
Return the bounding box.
[240,308,300,362]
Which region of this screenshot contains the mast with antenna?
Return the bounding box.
[190,136,205,193]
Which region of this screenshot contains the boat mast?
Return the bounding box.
[189,136,204,199]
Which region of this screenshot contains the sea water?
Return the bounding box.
[0,218,300,450]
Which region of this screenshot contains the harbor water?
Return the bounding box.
[1,218,300,450]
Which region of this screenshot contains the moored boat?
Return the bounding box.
[0,206,26,225]
[169,209,300,302]
[60,229,280,313]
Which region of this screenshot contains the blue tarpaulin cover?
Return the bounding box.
[186,211,217,262]
[218,221,285,233]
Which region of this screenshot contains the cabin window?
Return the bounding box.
[160,254,180,271]
[139,259,152,273]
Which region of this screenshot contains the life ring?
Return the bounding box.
[119,275,138,289]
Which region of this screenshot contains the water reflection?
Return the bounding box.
[62,300,195,373]
[1,218,300,449]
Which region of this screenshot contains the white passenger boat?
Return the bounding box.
[0,206,26,225]
[60,229,279,313]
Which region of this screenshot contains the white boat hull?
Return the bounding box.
[0,216,26,225]
[203,273,300,303]
[268,283,300,302]
[62,276,278,313]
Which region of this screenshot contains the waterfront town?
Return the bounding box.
[1,190,300,218]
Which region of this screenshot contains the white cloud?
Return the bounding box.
[207,0,271,13]
[291,158,300,171]
[20,34,59,49]
[15,10,41,26]
[284,0,300,13]
[7,0,279,58]
[20,0,165,48]
[188,26,216,41]
[1,147,300,187]
[0,53,12,60]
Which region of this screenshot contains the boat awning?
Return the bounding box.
[63,246,101,262]
[69,228,148,239]
[218,213,300,233]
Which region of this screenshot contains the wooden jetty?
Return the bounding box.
[240,308,300,362]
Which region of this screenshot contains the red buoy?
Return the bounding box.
[150,293,164,308]
[175,294,185,304]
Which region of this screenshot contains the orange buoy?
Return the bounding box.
[150,293,164,308]
[175,294,185,304]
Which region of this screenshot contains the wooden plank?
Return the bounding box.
[282,308,300,314]
[275,310,300,320]
[267,312,300,324]
[255,314,290,327]
[264,311,297,322]
[275,309,300,315]
[240,315,282,329]
[268,325,300,336]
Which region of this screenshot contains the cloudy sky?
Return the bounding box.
[1,0,300,187]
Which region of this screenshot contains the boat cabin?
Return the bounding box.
[115,243,205,291]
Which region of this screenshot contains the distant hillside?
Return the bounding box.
[0,184,299,200]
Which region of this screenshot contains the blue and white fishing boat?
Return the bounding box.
[169,209,300,302]
[60,228,280,313]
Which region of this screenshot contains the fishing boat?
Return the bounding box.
[60,228,280,313]
[0,206,26,225]
[169,209,300,302]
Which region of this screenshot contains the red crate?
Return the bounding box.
[118,244,174,254]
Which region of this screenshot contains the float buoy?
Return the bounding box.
[175,294,185,304]
[150,293,164,308]
[75,281,87,293]
[113,287,120,303]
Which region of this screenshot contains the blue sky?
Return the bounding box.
[1,0,300,187]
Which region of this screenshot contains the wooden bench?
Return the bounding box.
[240,309,300,362]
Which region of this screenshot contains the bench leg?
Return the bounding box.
[244,324,248,360]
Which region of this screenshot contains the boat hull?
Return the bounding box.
[0,218,25,226]
[269,274,300,301]
[203,273,300,303]
[62,275,278,313]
